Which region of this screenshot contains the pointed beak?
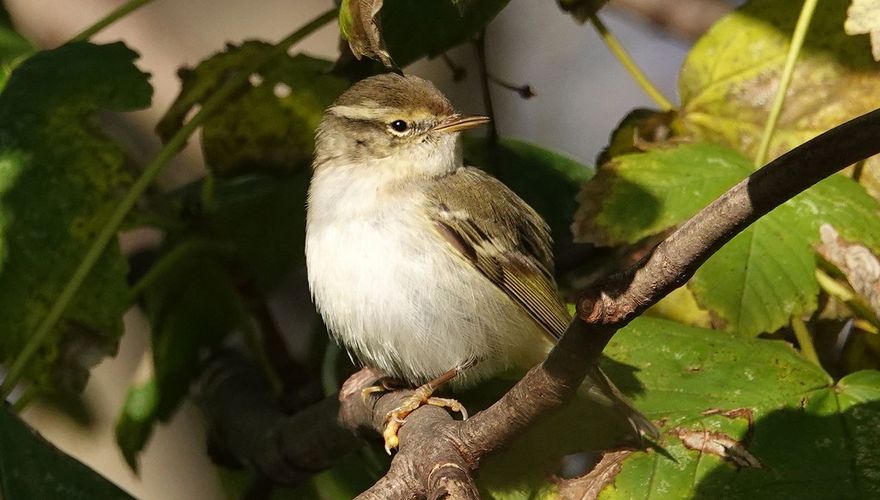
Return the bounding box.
[432,114,491,134]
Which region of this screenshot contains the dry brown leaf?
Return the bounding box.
[555,450,633,500]
[673,427,762,469]
[340,0,394,68]
[845,0,880,60]
[817,224,880,318]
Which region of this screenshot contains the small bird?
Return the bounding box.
[306,73,655,452]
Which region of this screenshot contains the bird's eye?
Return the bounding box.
[390,120,409,133]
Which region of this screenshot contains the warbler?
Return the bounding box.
[305,73,655,452]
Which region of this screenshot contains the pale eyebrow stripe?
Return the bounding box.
[329,105,397,121]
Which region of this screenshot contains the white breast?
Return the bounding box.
[305,163,549,386]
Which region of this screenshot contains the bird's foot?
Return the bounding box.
[382,384,468,454]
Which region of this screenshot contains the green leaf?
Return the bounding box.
[789,173,880,250]
[0,2,11,26]
[691,172,880,337]
[0,404,134,499]
[689,204,819,336]
[163,172,312,290]
[645,285,713,329]
[337,0,510,68]
[338,0,356,41]
[114,380,158,470]
[463,136,593,245]
[0,7,34,90]
[116,249,244,467]
[380,0,510,67]
[158,44,348,177]
[209,174,311,288]
[573,142,880,336]
[478,318,880,498]
[468,375,642,498]
[679,0,880,162]
[573,142,746,246]
[599,318,880,499]
[596,108,677,167]
[0,42,152,391]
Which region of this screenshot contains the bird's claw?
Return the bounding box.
[382,390,468,454]
[361,377,401,405]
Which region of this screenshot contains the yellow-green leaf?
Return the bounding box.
[573,142,880,336]
[679,0,880,162]
[158,44,348,177]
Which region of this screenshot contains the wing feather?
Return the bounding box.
[428,167,570,339]
[429,168,660,439]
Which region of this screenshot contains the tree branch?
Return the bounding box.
[205,108,880,497]
[333,107,880,496]
[198,352,361,484]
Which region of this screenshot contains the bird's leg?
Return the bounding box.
[381,366,468,453]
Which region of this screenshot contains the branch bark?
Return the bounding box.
[198,352,361,485]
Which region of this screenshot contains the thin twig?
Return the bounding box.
[71,0,155,42]
[10,385,37,413]
[589,13,674,110]
[441,53,467,82]
[473,30,498,147]
[791,316,821,366]
[488,74,535,99]
[127,239,234,303]
[815,268,880,331]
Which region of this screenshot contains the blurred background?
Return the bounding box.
[4,0,732,497]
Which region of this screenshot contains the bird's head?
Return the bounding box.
[314,73,489,180]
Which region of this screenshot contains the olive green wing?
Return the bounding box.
[426,167,570,340]
[429,168,660,439]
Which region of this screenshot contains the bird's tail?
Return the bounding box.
[578,365,660,441]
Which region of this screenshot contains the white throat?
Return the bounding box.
[307,133,462,222]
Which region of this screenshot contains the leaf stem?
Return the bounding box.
[71,0,155,43]
[0,7,337,400]
[473,31,498,146]
[10,385,38,413]
[815,268,880,331]
[589,14,674,111]
[127,239,234,303]
[239,311,285,397]
[791,316,821,366]
[753,0,818,166]
[321,341,340,397]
